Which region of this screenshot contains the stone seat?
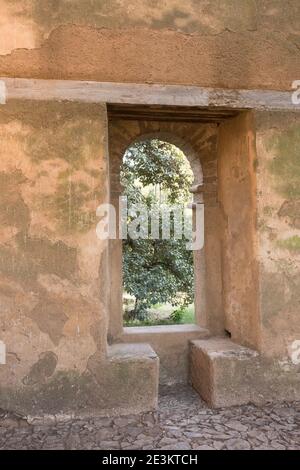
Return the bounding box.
[190,337,259,407]
[101,343,159,414]
[120,324,210,385]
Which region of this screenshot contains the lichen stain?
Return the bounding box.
[5,0,258,35]
[28,299,68,345]
[277,235,300,253]
[269,125,300,199]
[278,199,300,229]
[0,235,77,283]
[22,351,58,386]
[40,173,105,234]
[0,370,92,414]
[17,234,77,278]
[0,100,108,405]
[26,118,102,168]
[10,102,108,235]
[0,245,38,281]
[261,269,300,327]
[261,273,284,327]
[0,170,30,230]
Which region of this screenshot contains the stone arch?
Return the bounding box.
[108,120,218,202]
[126,131,203,187]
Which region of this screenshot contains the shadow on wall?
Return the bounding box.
[1,0,300,90]
[5,0,260,37]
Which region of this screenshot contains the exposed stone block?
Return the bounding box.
[102,343,159,414]
[190,338,259,407]
[190,337,300,408]
[0,343,159,418]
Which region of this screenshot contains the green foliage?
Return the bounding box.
[124,304,195,327]
[122,140,193,204]
[122,139,194,320]
[170,304,195,324]
[170,307,185,323]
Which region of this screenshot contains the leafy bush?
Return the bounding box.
[122,139,194,320]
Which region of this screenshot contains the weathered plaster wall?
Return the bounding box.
[0,0,299,412]
[0,1,299,90]
[217,110,300,360]
[190,337,300,407]
[0,100,110,413]
[255,111,300,358]
[217,112,260,350]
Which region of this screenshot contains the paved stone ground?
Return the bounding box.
[0,386,299,450]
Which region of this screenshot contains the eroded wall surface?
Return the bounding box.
[0,0,299,412]
[191,112,300,405]
[256,111,300,359]
[217,110,300,363]
[217,112,260,350]
[0,100,110,413]
[0,0,299,90]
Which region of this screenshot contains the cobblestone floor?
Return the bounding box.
[0,386,299,450]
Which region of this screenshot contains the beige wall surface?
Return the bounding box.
[0,100,110,412]
[217,112,260,350]
[0,1,299,413]
[0,1,299,90]
[255,111,300,358]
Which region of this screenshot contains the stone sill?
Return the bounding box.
[123,324,209,337]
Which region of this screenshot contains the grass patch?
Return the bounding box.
[124,303,195,327]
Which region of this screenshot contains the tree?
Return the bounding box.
[121,139,194,320]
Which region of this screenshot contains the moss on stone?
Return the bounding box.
[277,235,300,252]
[253,158,259,171]
[278,199,300,228]
[7,0,258,34]
[42,177,99,233]
[257,218,269,232]
[269,126,300,199]
[263,206,273,216]
[26,119,102,169]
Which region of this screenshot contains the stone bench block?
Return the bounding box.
[99,343,159,414]
[121,324,210,385]
[190,338,259,407]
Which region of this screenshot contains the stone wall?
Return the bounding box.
[0,100,110,413]
[217,111,300,359]
[0,0,300,413]
[217,112,260,350]
[0,1,299,90]
[256,111,300,358]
